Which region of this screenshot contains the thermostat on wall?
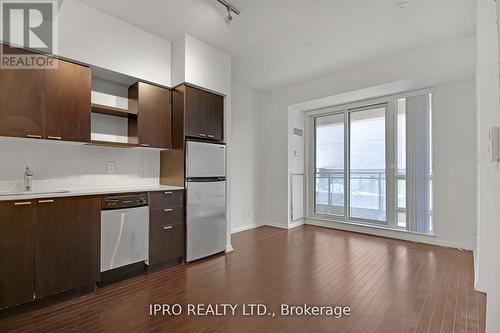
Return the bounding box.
[293,128,304,137]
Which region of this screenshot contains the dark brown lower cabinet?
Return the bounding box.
[149,223,184,266]
[149,190,184,208]
[34,196,100,299]
[148,190,185,266]
[0,201,35,309]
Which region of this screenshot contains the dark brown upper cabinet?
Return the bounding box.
[206,91,224,141]
[34,196,100,299]
[0,45,91,143]
[129,82,172,149]
[0,45,44,139]
[44,59,91,143]
[184,85,224,141]
[0,200,35,309]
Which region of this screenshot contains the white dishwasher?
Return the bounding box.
[100,193,149,272]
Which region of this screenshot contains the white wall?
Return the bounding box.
[255,36,477,250]
[476,0,500,331]
[172,34,231,96]
[57,0,171,86]
[432,80,477,249]
[230,82,262,233]
[0,138,160,193]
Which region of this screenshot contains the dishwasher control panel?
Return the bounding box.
[101,193,148,210]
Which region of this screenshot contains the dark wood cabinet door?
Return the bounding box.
[206,92,224,141]
[34,196,100,299]
[184,86,223,141]
[44,59,91,143]
[131,82,172,149]
[0,201,35,309]
[184,85,207,139]
[149,190,184,209]
[150,208,184,228]
[0,45,44,139]
[149,223,184,266]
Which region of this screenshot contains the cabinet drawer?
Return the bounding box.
[149,224,184,265]
[150,207,184,228]
[149,190,184,209]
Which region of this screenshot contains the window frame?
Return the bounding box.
[305,88,434,234]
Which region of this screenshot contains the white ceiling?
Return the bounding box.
[78,0,476,93]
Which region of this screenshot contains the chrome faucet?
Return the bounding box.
[24,166,33,192]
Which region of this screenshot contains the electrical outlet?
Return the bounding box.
[106,161,116,174]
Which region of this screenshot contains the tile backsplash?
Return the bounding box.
[0,137,160,192]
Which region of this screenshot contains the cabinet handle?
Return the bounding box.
[198,134,207,137]
[164,191,173,195]
[26,134,42,139]
[163,225,173,230]
[207,135,215,138]
[163,208,173,212]
[14,201,32,206]
[140,144,150,147]
[38,199,54,203]
[47,136,62,140]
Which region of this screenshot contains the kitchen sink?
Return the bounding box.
[0,190,71,197]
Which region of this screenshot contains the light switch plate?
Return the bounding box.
[106,161,116,174]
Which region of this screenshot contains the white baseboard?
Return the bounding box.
[306,218,473,251]
[231,223,263,234]
[261,221,289,230]
[231,221,304,234]
[289,219,305,229]
[474,283,488,294]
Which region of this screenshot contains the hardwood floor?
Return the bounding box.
[0,225,485,332]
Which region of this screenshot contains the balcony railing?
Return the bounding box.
[315,169,386,222]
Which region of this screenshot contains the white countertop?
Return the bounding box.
[0,185,184,202]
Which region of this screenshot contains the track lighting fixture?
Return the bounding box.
[217,0,240,25]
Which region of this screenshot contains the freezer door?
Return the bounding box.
[186,180,226,262]
[186,141,226,178]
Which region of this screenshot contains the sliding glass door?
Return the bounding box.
[311,92,433,234]
[349,105,387,223]
[315,113,345,217]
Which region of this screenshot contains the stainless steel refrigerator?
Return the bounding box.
[185,141,226,262]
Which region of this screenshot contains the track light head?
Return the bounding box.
[224,8,233,25]
[217,0,240,25]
